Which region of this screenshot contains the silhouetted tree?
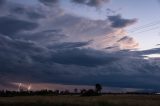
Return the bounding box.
[80,89,98,96]
[80,89,86,94]
[95,83,102,94]
[74,88,78,94]
[64,89,70,95]
[54,90,59,95]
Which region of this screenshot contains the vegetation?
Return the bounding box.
[0,84,103,97]
[95,83,102,94]
[0,95,160,106]
[0,84,160,106]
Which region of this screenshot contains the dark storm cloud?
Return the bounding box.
[0,34,50,75]
[0,33,160,89]
[108,15,137,28]
[0,0,5,6]
[11,6,45,20]
[52,48,119,66]
[27,11,45,19]
[41,49,160,90]
[0,34,118,84]
[49,41,91,49]
[39,0,58,6]
[80,75,160,90]
[105,46,119,50]
[0,0,45,20]
[0,16,38,36]
[138,47,160,55]
[87,0,110,7]
[72,0,86,4]
[71,0,110,7]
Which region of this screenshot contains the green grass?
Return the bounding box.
[0,95,160,106]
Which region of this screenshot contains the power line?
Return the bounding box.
[128,20,160,33]
[130,26,160,34]
[103,19,160,37]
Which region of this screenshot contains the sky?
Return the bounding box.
[0,0,160,91]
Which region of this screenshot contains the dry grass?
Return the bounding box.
[0,95,160,106]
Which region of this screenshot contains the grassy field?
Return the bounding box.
[0,95,160,106]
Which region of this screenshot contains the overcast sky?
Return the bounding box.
[0,0,160,91]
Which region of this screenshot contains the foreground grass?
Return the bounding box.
[0,95,160,106]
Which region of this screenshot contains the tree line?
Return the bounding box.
[0,83,102,97]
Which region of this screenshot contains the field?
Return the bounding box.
[0,94,160,106]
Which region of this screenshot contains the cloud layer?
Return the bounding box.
[72,0,110,7]
[108,15,138,28]
[0,0,160,91]
[0,16,38,36]
[39,0,58,6]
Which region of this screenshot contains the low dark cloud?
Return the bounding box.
[87,0,110,7]
[11,6,45,20]
[108,15,137,28]
[72,0,86,4]
[52,48,119,66]
[39,0,58,6]
[49,41,91,49]
[72,0,110,7]
[0,33,160,89]
[0,0,5,6]
[138,47,160,55]
[0,16,38,36]
[105,46,119,50]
